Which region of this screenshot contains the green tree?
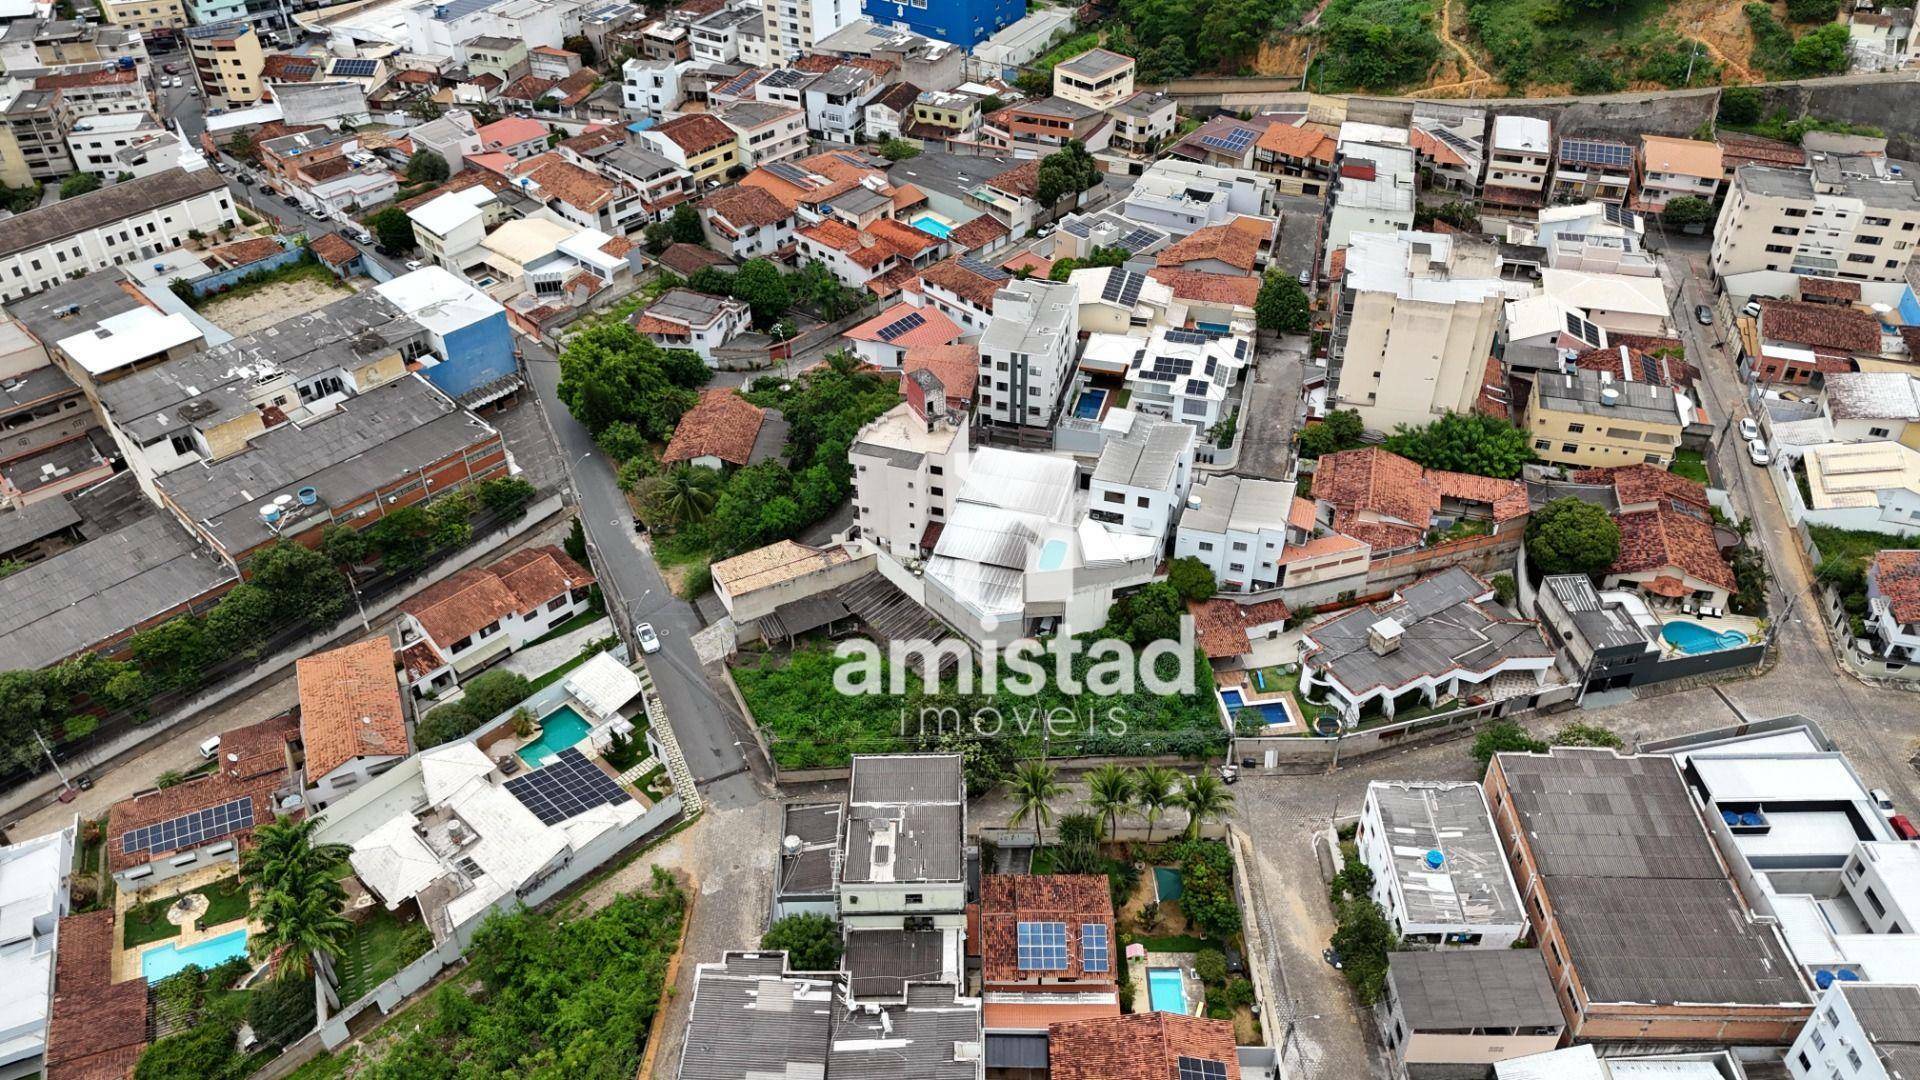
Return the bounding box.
[1550,722,1622,749]
[1086,763,1136,840]
[1177,771,1234,839]
[128,618,211,691]
[59,172,100,198]
[762,913,843,971]
[688,264,735,296]
[1331,897,1396,1003]
[1297,408,1366,459]
[248,540,349,625]
[363,505,434,571]
[1719,86,1762,126]
[247,970,318,1048]
[1790,22,1851,75]
[1105,581,1185,646]
[1472,720,1548,777]
[597,421,653,462]
[1662,195,1716,230]
[202,583,279,655]
[1382,413,1534,478]
[0,182,39,214]
[659,464,720,526]
[1492,572,1517,606]
[319,523,369,570]
[1255,269,1311,332]
[476,475,536,517]
[368,206,415,252]
[556,321,704,438]
[1167,557,1217,602]
[242,817,352,987]
[1526,498,1622,577]
[1008,761,1064,847]
[1132,764,1179,841]
[404,149,450,183]
[668,203,705,245]
[425,489,476,547]
[135,1020,241,1080]
[878,137,921,161]
[730,258,792,327]
[1786,0,1837,21]
[1036,140,1100,209]
[226,131,256,160]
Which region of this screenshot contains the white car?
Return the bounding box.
[354,229,373,244]
[635,622,661,654]
[1738,417,1760,442]
[405,259,424,270]
[1746,437,1771,466]
[1873,788,1896,812]
[198,735,222,759]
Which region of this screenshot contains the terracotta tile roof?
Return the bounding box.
[848,300,961,346]
[1717,131,1805,168]
[799,219,896,269]
[261,53,323,82]
[1570,463,1711,512]
[981,1001,1117,1028]
[659,242,732,276]
[986,159,1040,198]
[980,874,1116,984]
[1147,268,1259,308]
[917,256,1001,310]
[946,214,1008,252]
[1475,354,1510,419]
[45,910,148,1080]
[513,152,619,212]
[105,713,299,873]
[550,67,599,106]
[1289,496,1317,532]
[1570,344,1688,388]
[1611,507,1735,591]
[867,216,943,258]
[792,54,893,78]
[35,67,137,90]
[662,387,767,466]
[1001,251,1051,276]
[565,270,605,294]
[396,168,508,212]
[1407,126,1466,167]
[1188,596,1291,659]
[902,343,979,404]
[1641,134,1723,179]
[702,184,791,229]
[1158,221,1261,272]
[559,126,623,155]
[208,235,286,268]
[599,235,635,259]
[404,545,590,654]
[1328,247,1347,280]
[1259,122,1337,163]
[870,80,920,113]
[296,155,354,184]
[711,539,855,596]
[1275,532,1369,565]
[297,637,407,780]
[309,231,359,267]
[1314,447,1526,551]
[392,69,438,85]
[400,638,445,680]
[1872,549,1920,623]
[655,112,735,155]
[501,74,557,101]
[867,261,919,298]
[1760,299,1881,353]
[1049,1013,1241,1080]
[477,116,549,150]
[1800,275,1861,302]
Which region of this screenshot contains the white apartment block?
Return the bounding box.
[0,166,235,303]
[1051,47,1133,111]
[1329,230,1529,433]
[977,278,1076,428]
[1086,413,1194,539]
[1713,160,1920,284]
[1786,982,1920,1080]
[759,0,858,58]
[1124,326,1250,435]
[621,57,690,116]
[1122,157,1278,236]
[1173,472,1297,592]
[689,5,756,63]
[64,111,163,173]
[1483,114,1551,209]
[849,382,972,559]
[1324,138,1416,269]
[717,100,806,167]
[1356,780,1528,949]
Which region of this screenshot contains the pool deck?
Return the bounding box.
[1214,669,1305,735]
[1129,951,1199,1014]
[112,862,258,984]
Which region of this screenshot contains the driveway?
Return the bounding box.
[1236,333,1307,481]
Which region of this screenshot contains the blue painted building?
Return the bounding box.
[864,0,1022,49]
[374,268,520,404]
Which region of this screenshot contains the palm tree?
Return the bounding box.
[242,817,353,1004]
[659,465,717,526]
[1176,771,1235,839]
[1007,761,1064,848]
[1132,765,1179,842]
[1086,763,1136,841]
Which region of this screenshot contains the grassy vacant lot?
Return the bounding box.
[1464,0,1720,92]
[1671,449,1710,485]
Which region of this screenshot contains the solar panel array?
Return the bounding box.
[332,58,378,77]
[1603,202,1639,229]
[1081,923,1109,972]
[763,160,813,186]
[958,255,1010,282]
[1137,353,1193,383]
[1119,227,1161,252]
[1432,127,1478,155]
[875,311,926,342]
[121,796,254,856]
[1016,921,1068,970]
[716,70,762,96]
[762,68,812,88]
[1199,126,1255,153]
[1061,218,1092,238]
[1100,269,1145,307]
[1164,329,1210,345]
[504,747,632,825]
[1177,1057,1228,1080]
[1560,137,1633,168]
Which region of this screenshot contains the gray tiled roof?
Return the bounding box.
[677,954,835,1080]
[778,802,841,896]
[0,493,79,555]
[843,927,944,998]
[831,984,980,1079]
[843,754,964,885]
[0,168,226,259]
[1386,950,1561,1032]
[1304,567,1551,697]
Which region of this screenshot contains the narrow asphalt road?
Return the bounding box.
[519,333,765,809]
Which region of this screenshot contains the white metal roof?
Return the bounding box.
[954,447,1076,519]
[56,307,202,376]
[1690,755,1872,803]
[374,265,504,336]
[564,651,642,719]
[406,185,494,236]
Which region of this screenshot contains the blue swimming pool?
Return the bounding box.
[142,928,248,982]
[1074,388,1107,420]
[1661,620,1749,655]
[1147,968,1188,1014]
[518,705,594,768]
[1037,539,1069,571]
[911,214,953,239]
[1220,688,1290,727]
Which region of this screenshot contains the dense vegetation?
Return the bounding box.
[1746,3,1851,77]
[417,669,536,747]
[1106,0,1314,81]
[1466,0,1719,93]
[557,320,710,440]
[762,913,843,971]
[1382,413,1534,479]
[1526,498,1622,577]
[1311,0,1444,91]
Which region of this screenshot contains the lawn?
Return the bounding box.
[334,906,433,1006]
[1427,518,1491,544]
[1670,449,1710,484]
[123,875,252,948]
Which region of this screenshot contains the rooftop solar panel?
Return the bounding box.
[1199,126,1255,153]
[875,311,926,342]
[957,255,1009,281]
[1560,137,1633,168]
[1178,1057,1228,1080]
[1081,923,1109,972]
[121,796,254,857]
[1164,329,1209,345]
[1119,228,1161,252]
[1432,127,1478,154]
[504,747,631,826]
[1603,202,1639,228]
[332,58,378,77]
[763,160,813,186]
[1016,921,1068,970]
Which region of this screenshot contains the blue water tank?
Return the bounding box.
[1838,970,1861,982]
[117,56,134,70]
[1816,970,1836,989]
[1722,810,1740,826]
[1424,850,1444,870]
[296,486,319,505]
[1740,812,1765,827]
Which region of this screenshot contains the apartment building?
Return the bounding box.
[849,376,972,558]
[99,0,188,33]
[758,0,859,56]
[1786,982,1920,1080]
[977,276,1076,428]
[0,19,149,77]
[1124,326,1249,435]
[1,90,72,182]
[1482,114,1551,213]
[1325,135,1416,266]
[620,57,691,117]
[1357,781,1527,948]
[1550,135,1634,204]
[1051,47,1132,110]
[1526,367,1690,469]
[1713,159,1920,286]
[35,68,151,120]
[716,100,806,167]
[1328,230,1528,433]
[639,112,738,184]
[0,167,234,301]
[1636,135,1724,212]
[802,63,881,144]
[64,112,165,173]
[1086,414,1194,539]
[1108,91,1176,164]
[186,21,264,105]
[1173,473,1301,592]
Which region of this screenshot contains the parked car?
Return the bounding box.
[353,229,373,244]
[1892,814,1919,841]
[1746,438,1771,466]
[635,622,661,654]
[1873,788,1897,812]
[198,735,221,759]
[1696,304,1714,326]
[405,259,424,270]
[281,194,300,207]
[163,62,178,73]
[1742,300,1761,318]
[1739,417,1760,441]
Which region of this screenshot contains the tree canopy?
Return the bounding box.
[1297,409,1365,459]
[668,203,705,245]
[1036,141,1101,208]
[1472,720,1548,776]
[1255,270,1311,332]
[405,149,450,183]
[556,320,708,438]
[762,913,843,971]
[1526,498,1621,577]
[1382,413,1533,478]
[1168,556,1217,602]
[368,206,414,252]
[1661,195,1715,229]
[1313,0,1443,91]
[729,258,792,327]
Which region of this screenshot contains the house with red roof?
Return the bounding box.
[662,388,786,471]
[844,300,963,367]
[476,116,551,160]
[1866,548,1920,663]
[1312,447,1530,555]
[794,217,903,291]
[633,287,751,361]
[974,874,1120,1032]
[396,545,595,696]
[1754,298,1890,384]
[699,185,795,261]
[1048,1012,1241,1080]
[297,637,409,809]
[1603,506,1737,610]
[1254,120,1337,197]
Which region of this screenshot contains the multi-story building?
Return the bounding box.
[1408,104,1484,194]
[716,100,806,167]
[1866,549,1920,664]
[1324,134,1416,267]
[639,112,737,184]
[1379,951,1565,1080]
[908,89,978,139]
[985,94,1106,157]
[395,544,594,697]
[1124,326,1249,435]
[759,0,859,57]
[0,19,148,77]
[1786,982,1920,1080]
[1107,91,1176,164]
[463,35,528,83]
[1,90,72,182]
[633,289,752,362]
[620,56,691,117]
[861,0,1017,46]
[34,68,151,121]
[1328,230,1528,433]
[1712,159,1920,288]
[1549,134,1634,204]
[838,753,968,990]
[0,167,234,301]
[186,21,263,106]
[1085,413,1194,539]
[1051,47,1133,110]
[802,63,881,144]
[63,111,164,173]
[99,0,188,33]
[849,379,972,558]
[296,637,409,810]
[1482,114,1551,213]
[699,184,795,260]
[1635,134,1723,212]
[594,141,694,227]
[1526,367,1690,469]
[977,277,1075,428]
[410,108,482,173]
[1173,473,1302,592]
[1357,780,1528,948]
[689,5,757,63]
[1253,121,1336,197]
[409,186,500,272]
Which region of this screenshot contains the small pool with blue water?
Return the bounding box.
[910,215,953,239]
[517,705,594,768]
[1074,388,1107,420]
[1220,688,1290,727]
[143,928,248,982]
[1037,539,1069,571]
[1147,968,1188,1014]
[1661,620,1749,655]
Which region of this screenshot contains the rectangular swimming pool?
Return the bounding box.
[518,705,593,768]
[910,214,953,239]
[1073,388,1107,420]
[1220,688,1291,727]
[143,927,248,982]
[1147,967,1187,1014]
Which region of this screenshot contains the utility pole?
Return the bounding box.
[1685,40,1700,87]
[34,730,70,789]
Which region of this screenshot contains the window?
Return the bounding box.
[1866,886,1887,918]
[904,893,923,904]
[1103,490,1124,504]
[1848,1049,1862,1070]
[1197,541,1213,552]
[1534,438,1550,450]
[1561,443,1578,454]
[1567,423,1585,434]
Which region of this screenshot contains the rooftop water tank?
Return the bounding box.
[296,486,318,505]
[1838,970,1861,982]
[1816,970,1836,989]
[1424,850,1444,870]
[1722,810,1740,826]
